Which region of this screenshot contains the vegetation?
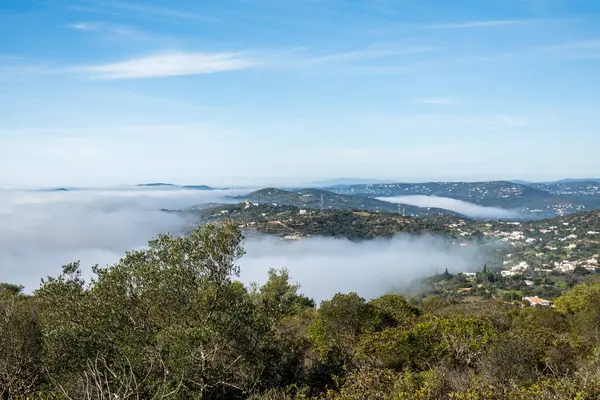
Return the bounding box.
[329,180,600,218]
[236,188,463,217]
[3,222,600,399]
[185,203,468,241]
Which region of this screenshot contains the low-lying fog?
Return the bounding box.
[240,235,484,302]
[1,188,487,302]
[378,195,520,219]
[0,187,246,290]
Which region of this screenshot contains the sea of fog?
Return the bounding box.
[0,187,488,302]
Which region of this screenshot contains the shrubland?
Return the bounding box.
[2,222,600,399]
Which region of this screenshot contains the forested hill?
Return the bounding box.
[522,209,600,229]
[234,187,465,218]
[328,181,548,207]
[182,203,600,244]
[183,202,469,240]
[327,180,600,218]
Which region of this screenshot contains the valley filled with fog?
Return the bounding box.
[378,195,521,219]
[0,187,486,300]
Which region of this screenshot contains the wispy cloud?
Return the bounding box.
[69,22,101,31]
[427,19,530,29]
[7,44,425,79]
[302,46,434,64]
[92,1,213,22]
[66,21,154,41]
[76,51,258,79]
[414,97,461,106]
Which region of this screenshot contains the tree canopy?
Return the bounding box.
[2,222,600,399]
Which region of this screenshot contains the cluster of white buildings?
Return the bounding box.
[501,261,530,277]
[554,260,578,272]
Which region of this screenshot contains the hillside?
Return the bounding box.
[185,202,468,241]
[328,181,552,206]
[532,181,600,194]
[235,187,464,218]
[185,204,600,286]
[328,180,599,218]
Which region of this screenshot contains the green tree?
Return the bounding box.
[250,268,315,322]
[369,293,421,327]
[35,222,270,399]
[309,293,381,371]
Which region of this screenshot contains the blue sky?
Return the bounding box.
[1,0,599,187]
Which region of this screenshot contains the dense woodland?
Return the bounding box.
[4,223,600,399]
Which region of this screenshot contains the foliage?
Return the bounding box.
[4,222,600,398]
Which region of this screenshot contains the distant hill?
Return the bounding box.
[136,183,214,190]
[181,185,214,190]
[144,179,600,219]
[326,180,600,219]
[509,180,533,185]
[234,187,465,218]
[327,181,549,206]
[531,181,600,193]
[311,178,394,186]
[37,187,73,192]
[553,178,600,183]
[525,209,600,229]
[176,200,600,246]
[137,183,178,187]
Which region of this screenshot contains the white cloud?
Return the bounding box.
[78,52,258,79]
[414,97,461,106]
[66,21,150,39]
[69,22,101,31]
[378,195,520,219]
[427,20,530,29]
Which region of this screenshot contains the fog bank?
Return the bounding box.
[0,187,249,290]
[240,235,485,302]
[378,195,519,219]
[1,188,487,302]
